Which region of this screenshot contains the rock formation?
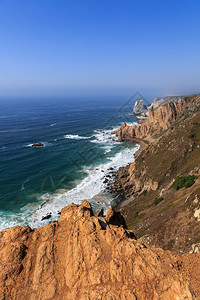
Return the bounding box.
[32,142,44,147]
[112,94,200,254]
[113,98,188,142]
[1,200,200,299]
[149,96,186,111]
[132,99,148,115]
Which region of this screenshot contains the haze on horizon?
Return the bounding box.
[0,0,200,99]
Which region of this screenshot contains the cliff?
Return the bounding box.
[112,95,200,254]
[113,98,188,142]
[149,96,186,111]
[1,200,200,299]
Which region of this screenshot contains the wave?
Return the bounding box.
[0,128,28,133]
[126,122,139,126]
[50,123,56,127]
[64,134,91,140]
[28,145,139,228]
[21,177,30,191]
[0,144,140,231]
[90,127,119,154]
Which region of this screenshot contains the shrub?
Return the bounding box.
[141,190,147,196]
[154,197,164,206]
[170,175,198,190]
[193,122,200,126]
[194,105,200,112]
[188,134,195,138]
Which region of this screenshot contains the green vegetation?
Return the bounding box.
[167,239,175,249]
[141,190,147,196]
[170,175,198,190]
[194,105,200,112]
[154,197,164,206]
[188,134,195,138]
[143,140,150,145]
[193,122,200,126]
[138,156,145,163]
[183,112,189,120]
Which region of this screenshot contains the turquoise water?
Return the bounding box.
[0,96,138,229]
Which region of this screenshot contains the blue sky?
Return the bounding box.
[0,0,200,98]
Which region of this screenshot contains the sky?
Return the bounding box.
[0,0,200,98]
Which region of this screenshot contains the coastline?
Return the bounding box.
[108,137,148,209]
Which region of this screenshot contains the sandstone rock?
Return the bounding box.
[194,208,200,220]
[0,200,199,299]
[113,99,187,142]
[105,208,127,228]
[149,96,186,111]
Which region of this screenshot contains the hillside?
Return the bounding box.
[112,95,200,254]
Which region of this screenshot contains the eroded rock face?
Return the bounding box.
[113,99,187,141]
[149,96,186,111]
[0,200,199,299]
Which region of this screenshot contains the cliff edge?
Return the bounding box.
[1,200,200,299]
[113,97,189,142]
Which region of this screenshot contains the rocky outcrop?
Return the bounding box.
[1,200,200,299]
[113,99,187,142]
[132,99,148,115]
[149,96,186,111]
[32,142,44,147]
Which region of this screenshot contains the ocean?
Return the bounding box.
[0,96,139,230]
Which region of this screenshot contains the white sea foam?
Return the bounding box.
[137,116,147,120]
[64,134,91,140]
[126,122,139,126]
[0,144,140,231]
[0,124,139,231]
[50,123,56,126]
[28,144,139,228]
[21,178,30,191]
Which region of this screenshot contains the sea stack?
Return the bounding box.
[132,99,148,115]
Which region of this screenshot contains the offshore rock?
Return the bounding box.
[132,99,148,115]
[31,142,44,147]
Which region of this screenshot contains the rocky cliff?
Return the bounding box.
[1,200,200,299]
[112,94,200,254]
[113,98,188,142]
[149,96,186,111]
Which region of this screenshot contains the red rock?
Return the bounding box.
[0,200,199,299]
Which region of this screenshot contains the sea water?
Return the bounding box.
[0,96,139,229]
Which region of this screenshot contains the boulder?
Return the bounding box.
[105,208,127,228]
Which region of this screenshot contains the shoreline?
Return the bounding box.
[109,136,151,210]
